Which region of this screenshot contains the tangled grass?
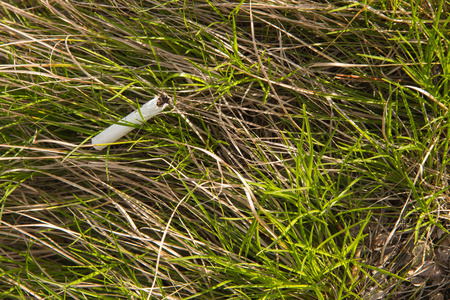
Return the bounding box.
[1,0,449,299]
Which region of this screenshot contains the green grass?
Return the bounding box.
[1,0,449,299]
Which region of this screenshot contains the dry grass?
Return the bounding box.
[1,0,450,299]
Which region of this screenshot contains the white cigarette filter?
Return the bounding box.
[92,93,170,150]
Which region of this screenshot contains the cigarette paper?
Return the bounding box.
[92,93,170,150]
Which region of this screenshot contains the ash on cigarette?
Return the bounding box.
[156,93,170,107]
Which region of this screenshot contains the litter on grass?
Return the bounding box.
[92,93,170,150]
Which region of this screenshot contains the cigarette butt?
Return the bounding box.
[92,93,170,150]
